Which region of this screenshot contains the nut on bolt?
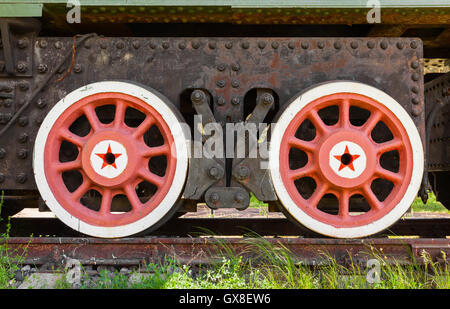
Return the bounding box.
[261,93,274,105]
[191,90,205,105]
[208,166,224,180]
[235,192,245,204]
[209,193,220,203]
[237,165,249,180]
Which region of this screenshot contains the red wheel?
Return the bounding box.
[34,81,189,238]
[269,81,423,238]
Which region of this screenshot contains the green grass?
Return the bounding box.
[411,192,449,213]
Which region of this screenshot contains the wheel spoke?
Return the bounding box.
[138,168,165,188]
[376,138,403,155]
[55,159,82,173]
[362,184,381,210]
[308,109,328,136]
[338,190,350,219]
[71,179,92,202]
[142,144,170,158]
[99,189,113,215]
[308,183,328,208]
[59,129,87,148]
[114,99,127,128]
[82,104,101,132]
[288,164,315,181]
[133,115,155,138]
[288,137,316,153]
[362,110,382,136]
[123,184,143,212]
[375,167,402,184]
[339,99,350,128]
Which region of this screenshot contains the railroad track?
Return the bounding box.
[1,217,449,267]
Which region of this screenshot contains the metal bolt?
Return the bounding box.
[235,193,245,204]
[225,42,233,49]
[208,166,223,180]
[334,41,342,49]
[231,80,239,88]
[132,41,140,49]
[217,97,226,106]
[16,62,27,73]
[288,42,295,49]
[192,41,200,49]
[37,98,47,108]
[16,173,27,184]
[191,90,205,104]
[18,133,28,143]
[149,42,157,49]
[17,149,28,159]
[396,42,404,49]
[410,41,418,49]
[411,86,419,94]
[411,97,420,105]
[162,42,169,49]
[262,93,274,105]
[210,193,220,203]
[237,165,249,180]
[412,107,421,117]
[18,116,28,127]
[231,63,240,72]
[39,40,48,48]
[258,41,266,49]
[301,41,309,49]
[318,41,325,49]
[17,38,28,49]
[367,41,375,49]
[54,41,63,49]
[216,80,226,88]
[178,42,186,49]
[209,41,216,49]
[231,97,240,105]
[116,41,125,49]
[271,42,279,49]
[0,148,6,159]
[350,41,358,49]
[411,73,420,81]
[74,64,82,73]
[411,61,419,69]
[217,63,226,71]
[38,64,48,74]
[241,42,249,49]
[380,41,388,49]
[18,82,29,92]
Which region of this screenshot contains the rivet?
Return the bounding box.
[380,41,388,49]
[367,41,375,49]
[17,149,28,159]
[258,41,266,49]
[217,63,226,71]
[231,80,239,88]
[271,42,279,49]
[38,64,48,74]
[411,86,419,94]
[412,98,420,105]
[301,42,309,49]
[217,97,226,106]
[54,41,63,49]
[149,41,157,49]
[288,42,295,49]
[16,173,27,184]
[318,41,325,49]
[39,40,48,49]
[411,61,419,69]
[17,62,27,73]
[241,42,250,49]
[18,133,28,143]
[178,42,186,49]
[162,42,169,49]
[231,97,240,105]
[208,166,223,180]
[18,116,28,126]
[209,41,216,49]
[412,73,420,81]
[231,63,240,72]
[132,41,140,49]
[116,41,125,49]
[334,41,342,49]
[192,41,200,49]
[37,98,47,108]
[17,38,28,49]
[350,41,358,49]
[225,42,233,49]
[410,41,418,49]
[412,107,421,117]
[216,80,226,88]
[74,64,82,73]
[396,42,404,49]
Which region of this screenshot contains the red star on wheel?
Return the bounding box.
[333,145,360,171]
[96,144,122,169]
